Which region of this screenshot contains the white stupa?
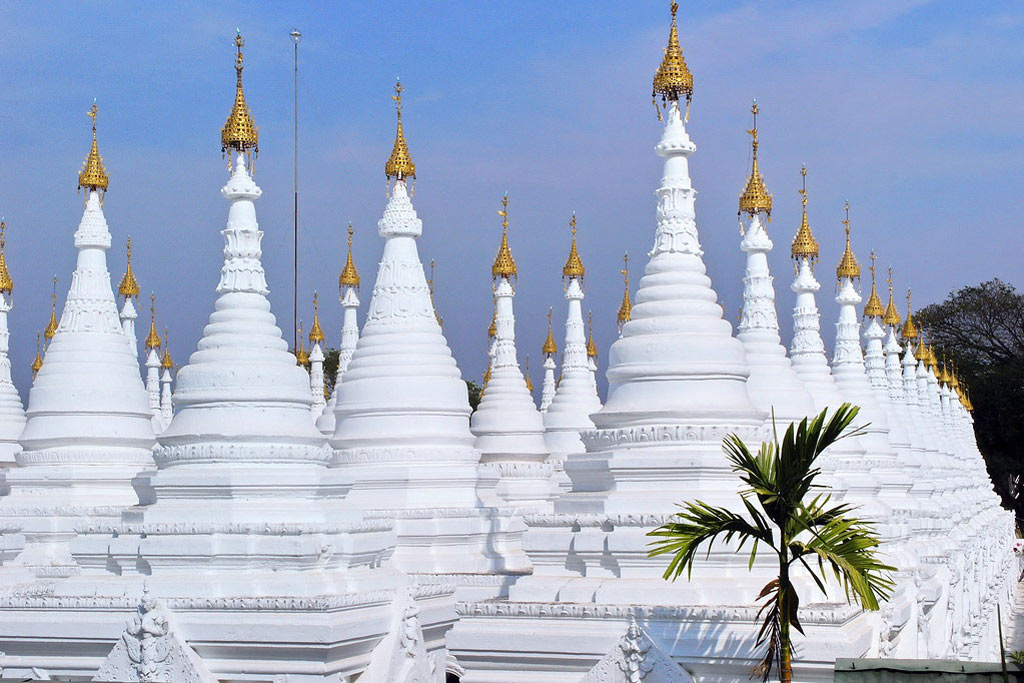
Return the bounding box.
[0,222,25,467]
[308,293,327,420]
[316,224,361,436]
[330,80,528,596]
[470,195,555,511]
[0,104,156,580]
[539,309,558,413]
[116,237,140,347]
[142,294,163,425]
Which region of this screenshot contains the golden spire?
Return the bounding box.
[562,213,585,280]
[221,31,259,156]
[863,251,884,318]
[78,102,110,195]
[835,201,860,282]
[118,237,140,299]
[542,307,557,356]
[738,101,773,219]
[482,357,492,391]
[487,303,497,339]
[145,293,161,350]
[949,362,961,390]
[939,359,953,386]
[309,292,324,344]
[652,1,693,121]
[617,252,632,328]
[913,335,927,362]
[901,288,918,340]
[927,341,940,374]
[791,165,819,262]
[339,223,360,288]
[524,355,534,393]
[586,311,598,359]
[160,329,173,370]
[295,322,309,366]
[882,267,901,327]
[44,276,58,341]
[428,259,442,328]
[492,194,517,280]
[0,220,13,295]
[385,79,416,184]
[31,332,43,376]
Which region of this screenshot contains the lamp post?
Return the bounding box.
[290,28,301,352]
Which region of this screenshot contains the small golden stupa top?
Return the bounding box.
[652,1,693,121]
[563,214,585,280]
[863,251,884,318]
[949,363,961,390]
[428,259,442,328]
[586,311,598,359]
[385,79,416,182]
[927,342,940,373]
[524,355,534,393]
[0,221,13,295]
[221,31,259,155]
[31,332,43,375]
[492,194,518,280]
[118,237,140,299]
[617,253,633,326]
[145,293,162,350]
[738,101,773,218]
[882,267,901,327]
[835,202,860,281]
[939,360,953,386]
[309,292,324,344]
[542,307,558,356]
[295,322,309,366]
[44,276,58,341]
[161,330,173,370]
[791,166,819,262]
[78,103,110,194]
[901,289,918,340]
[913,335,927,362]
[339,223,360,288]
[487,303,497,339]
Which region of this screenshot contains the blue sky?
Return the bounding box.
[0,1,1020,398]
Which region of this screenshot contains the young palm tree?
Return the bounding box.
[648,404,896,682]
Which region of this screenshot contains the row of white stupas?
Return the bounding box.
[0,5,1011,682]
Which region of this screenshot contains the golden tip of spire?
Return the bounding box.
[863,251,884,318]
[586,311,598,358]
[145,292,161,349]
[339,223,360,288]
[652,0,693,119]
[32,331,43,374]
[44,279,59,340]
[160,330,173,369]
[309,291,325,343]
[738,101,772,218]
[791,166,819,261]
[901,288,918,339]
[118,236,140,299]
[487,303,497,339]
[882,266,901,326]
[542,307,558,356]
[836,203,860,281]
[562,213,585,279]
[0,220,12,295]
[385,79,416,182]
[618,252,632,326]
[78,102,110,193]
[221,30,259,156]
[492,194,518,279]
[296,322,309,366]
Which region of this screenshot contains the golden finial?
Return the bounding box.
[835,201,860,282]
[309,292,325,344]
[562,213,585,280]
[927,341,940,374]
[617,252,632,328]
[145,293,162,350]
[428,259,443,328]
[492,193,518,280]
[901,289,918,340]
[882,267,901,327]
[542,307,557,356]
[586,311,598,359]
[221,30,259,157]
[524,355,534,393]
[939,359,953,386]
[44,276,58,341]
[913,335,927,362]
[738,101,773,219]
[160,329,173,370]
[652,1,693,122]
[949,362,961,390]
[863,250,884,318]
[295,322,309,366]
[791,165,819,263]
[31,332,43,376]
[78,102,110,195]
[339,223,360,289]
[118,237,140,299]
[385,79,416,185]
[487,302,497,339]
[482,358,492,392]
[0,220,13,295]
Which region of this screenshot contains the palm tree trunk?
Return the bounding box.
[779,554,793,682]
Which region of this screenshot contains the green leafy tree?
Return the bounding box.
[465,380,483,411]
[323,348,340,396]
[648,405,895,682]
[915,279,1024,526]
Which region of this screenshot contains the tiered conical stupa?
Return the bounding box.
[117,237,140,348]
[539,308,558,412]
[0,104,156,580]
[330,80,528,597]
[0,221,25,466]
[308,292,327,420]
[470,194,555,511]
[316,223,361,436]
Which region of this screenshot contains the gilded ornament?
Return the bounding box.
[863,251,884,318]
[901,289,918,340]
[118,237,140,299]
[882,267,901,327]
[31,332,43,375]
[492,194,518,279]
[339,224,360,288]
[652,2,693,121]
[161,330,173,370]
[835,202,860,281]
[309,292,325,344]
[542,308,558,356]
[221,31,259,155]
[617,253,632,327]
[145,293,162,350]
[0,221,14,295]
[385,80,416,183]
[78,103,110,194]
[738,101,772,218]
[44,276,58,341]
[524,355,534,393]
[562,214,585,280]
[791,166,819,262]
[586,311,598,359]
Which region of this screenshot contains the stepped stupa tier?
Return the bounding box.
[317,224,361,436]
[542,215,602,458]
[0,105,156,580]
[0,221,25,466]
[330,81,528,594]
[470,195,555,511]
[734,103,815,423]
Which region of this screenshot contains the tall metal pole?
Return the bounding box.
[290,29,301,352]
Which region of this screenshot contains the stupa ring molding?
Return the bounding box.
[153,442,332,466]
